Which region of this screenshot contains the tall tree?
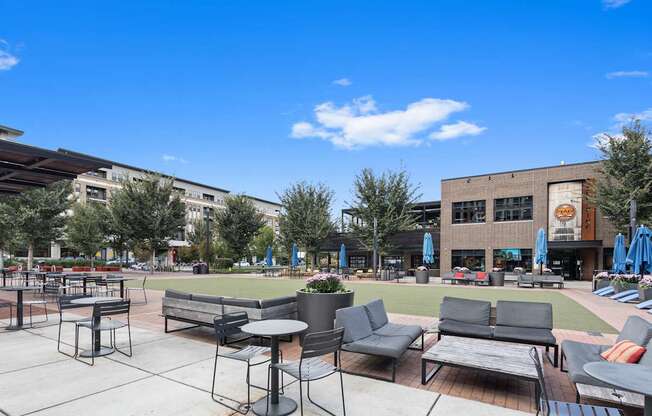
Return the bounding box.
[591,121,652,233]
[9,181,72,269]
[66,202,109,267]
[186,218,212,262]
[214,195,265,265]
[278,182,335,266]
[349,168,421,256]
[0,200,19,269]
[251,225,275,260]
[109,175,186,272]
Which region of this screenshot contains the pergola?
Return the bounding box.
[0,140,111,194]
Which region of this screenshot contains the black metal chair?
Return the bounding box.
[22,282,63,326]
[75,299,132,365]
[126,274,147,304]
[56,294,91,357]
[0,300,13,328]
[529,347,622,415]
[269,327,346,416]
[211,312,275,414]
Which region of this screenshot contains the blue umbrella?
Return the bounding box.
[626,225,652,275]
[291,243,299,268]
[535,228,547,273]
[422,233,434,265]
[339,244,347,268]
[265,245,273,266]
[612,233,627,274]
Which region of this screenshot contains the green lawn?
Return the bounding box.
[139,276,616,333]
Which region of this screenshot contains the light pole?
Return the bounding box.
[204,207,212,272]
[630,199,637,245]
[372,217,378,280]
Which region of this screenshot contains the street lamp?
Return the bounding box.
[204,207,212,272]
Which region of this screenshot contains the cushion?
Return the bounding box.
[475,272,488,280]
[342,334,413,359]
[616,316,652,346]
[600,340,646,363]
[496,301,552,329]
[165,289,192,300]
[192,294,223,304]
[373,322,422,340]
[454,272,465,278]
[638,338,652,367]
[440,297,492,326]
[561,340,611,387]
[364,299,389,330]
[493,326,556,345]
[221,297,261,308]
[259,296,296,308]
[335,306,374,343]
[438,319,494,338]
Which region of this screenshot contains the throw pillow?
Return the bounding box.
[600,340,646,363]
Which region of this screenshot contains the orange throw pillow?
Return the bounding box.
[600,340,646,363]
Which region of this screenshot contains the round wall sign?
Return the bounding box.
[554,203,576,222]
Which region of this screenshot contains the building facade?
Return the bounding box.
[440,161,617,280]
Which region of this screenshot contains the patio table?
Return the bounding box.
[584,362,652,416]
[70,296,121,358]
[241,319,308,416]
[0,286,41,329]
[105,277,133,298]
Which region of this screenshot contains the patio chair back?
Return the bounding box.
[92,299,130,319]
[58,294,89,311]
[301,327,345,360]
[42,282,61,297]
[529,346,549,415]
[213,312,249,345]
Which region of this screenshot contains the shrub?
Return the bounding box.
[301,273,350,294]
[212,258,234,269]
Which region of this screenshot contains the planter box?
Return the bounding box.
[415,270,429,284]
[595,279,610,290]
[489,272,505,286]
[95,266,121,272]
[612,282,638,293]
[639,287,652,302]
[297,290,354,342]
[72,266,92,272]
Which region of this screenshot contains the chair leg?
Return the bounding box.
[340,370,346,416]
[553,345,559,368]
[306,378,338,416]
[299,380,304,416]
[266,366,271,416]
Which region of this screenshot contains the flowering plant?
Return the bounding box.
[595,271,609,279]
[639,275,652,289]
[417,266,428,271]
[610,273,639,288]
[301,273,350,294]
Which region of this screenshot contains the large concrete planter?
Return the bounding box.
[415,270,429,284]
[639,287,652,301]
[489,272,505,286]
[297,290,354,342]
[612,282,637,293]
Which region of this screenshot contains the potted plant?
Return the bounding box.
[415,266,429,284]
[296,273,354,341]
[639,275,652,301]
[594,271,610,290]
[610,274,638,293]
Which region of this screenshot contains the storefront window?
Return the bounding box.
[349,256,367,270]
[411,252,440,269]
[493,248,532,272]
[494,196,533,221]
[602,248,613,272]
[382,256,403,270]
[451,249,485,271]
[452,200,486,224]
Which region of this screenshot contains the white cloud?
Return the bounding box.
[430,121,487,141]
[332,78,352,87]
[602,0,631,9]
[0,40,19,71]
[606,70,649,79]
[588,108,651,148]
[291,95,486,149]
[162,154,188,164]
[613,108,652,123]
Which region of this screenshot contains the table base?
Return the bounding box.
[4,325,26,331]
[78,346,115,358]
[251,396,297,416]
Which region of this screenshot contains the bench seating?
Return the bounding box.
[441,272,489,285]
[335,299,423,382]
[438,296,559,366]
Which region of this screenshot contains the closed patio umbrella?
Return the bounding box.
[626,225,652,276]
[612,233,627,274]
[422,233,434,265]
[339,244,347,268]
[535,228,547,274]
[291,243,299,268]
[265,245,273,266]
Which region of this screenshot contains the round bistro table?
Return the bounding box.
[584,362,652,416]
[241,319,308,416]
[0,286,41,329]
[70,296,122,358]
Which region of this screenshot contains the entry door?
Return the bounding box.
[549,250,581,280]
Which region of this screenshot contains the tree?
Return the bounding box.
[214,195,265,264]
[591,121,652,233]
[0,200,19,269]
[66,202,109,267]
[251,226,275,260]
[109,175,186,272]
[349,168,421,258]
[9,181,72,269]
[186,218,212,262]
[278,182,335,266]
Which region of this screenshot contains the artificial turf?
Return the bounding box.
[138,275,616,333]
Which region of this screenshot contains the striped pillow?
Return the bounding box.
[600,340,646,363]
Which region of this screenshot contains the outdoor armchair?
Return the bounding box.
[57,294,91,356]
[75,299,132,366]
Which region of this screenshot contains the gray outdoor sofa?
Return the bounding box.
[437,296,559,366]
[335,299,424,382]
[561,316,652,395]
[517,273,564,289]
[162,289,297,341]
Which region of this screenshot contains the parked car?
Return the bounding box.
[233,261,251,267]
[254,260,267,266]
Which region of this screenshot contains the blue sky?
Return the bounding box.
[1,0,651,210]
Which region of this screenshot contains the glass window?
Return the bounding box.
[451,250,485,271]
[203,193,215,202]
[349,256,367,270]
[382,256,403,270]
[15,243,51,258]
[493,248,532,272]
[602,248,613,272]
[452,200,486,224]
[494,196,533,222]
[86,186,107,201]
[411,251,440,269]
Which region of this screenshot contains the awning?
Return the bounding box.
[548,240,603,249]
[0,140,111,194]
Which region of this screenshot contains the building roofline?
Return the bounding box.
[58,148,281,206]
[342,200,441,214]
[441,160,601,182]
[0,124,25,137]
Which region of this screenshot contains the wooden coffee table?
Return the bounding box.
[422,336,541,401]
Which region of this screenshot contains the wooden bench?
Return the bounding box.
[576,383,644,409]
